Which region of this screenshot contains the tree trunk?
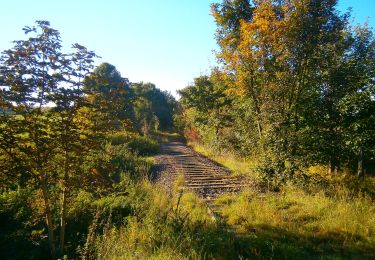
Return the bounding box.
[59,185,67,256]
[248,73,263,141]
[59,140,70,256]
[358,147,365,179]
[329,159,337,175]
[256,119,263,140]
[41,182,56,259]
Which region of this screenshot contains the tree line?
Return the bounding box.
[179,0,375,178]
[0,21,176,258]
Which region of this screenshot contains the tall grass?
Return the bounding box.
[215,184,375,258]
[94,181,234,259]
[189,141,375,258]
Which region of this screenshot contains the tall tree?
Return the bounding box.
[84,62,134,132]
[211,0,254,64]
[0,21,98,258]
[131,82,177,133]
[0,21,63,257]
[179,72,233,146]
[52,43,98,254]
[207,0,375,176]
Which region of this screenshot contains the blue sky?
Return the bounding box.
[0,0,374,96]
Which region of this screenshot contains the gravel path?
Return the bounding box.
[153,142,248,200]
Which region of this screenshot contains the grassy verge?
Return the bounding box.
[215,186,375,258]
[82,134,238,259]
[94,180,242,259]
[188,142,258,178]
[189,141,375,258]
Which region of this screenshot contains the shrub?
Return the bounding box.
[184,128,201,143]
[108,131,159,155]
[82,142,153,185]
[0,189,49,260]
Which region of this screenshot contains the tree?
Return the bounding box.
[205,0,375,176]
[84,62,134,132]
[131,82,177,133]
[338,25,375,174]
[179,71,235,149]
[211,0,254,64]
[52,43,98,255]
[0,21,98,258]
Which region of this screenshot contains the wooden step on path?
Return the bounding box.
[154,142,250,201]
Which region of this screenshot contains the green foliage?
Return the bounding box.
[0,20,99,258]
[0,189,49,260]
[84,68,178,136]
[0,17,177,260]
[211,0,254,60]
[0,20,177,259]
[0,134,155,259]
[178,71,241,151]
[131,82,177,134]
[181,0,375,179]
[108,131,159,156]
[2,2,375,259]
[81,142,154,190]
[189,141,375,258]
[127,136,158,156]
[84,63,134,131]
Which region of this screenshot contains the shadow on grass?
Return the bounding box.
[224,223,375,259]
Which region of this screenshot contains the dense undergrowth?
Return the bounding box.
[1,131,241,259]
[0,131,158,259]
[0,130,250,259]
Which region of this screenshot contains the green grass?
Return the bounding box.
[189,141,375,258]
[94,142,375,258]
[73,139,375,259]
[94,180,232,259]
[189,142,258,178]
[215,185,375,258]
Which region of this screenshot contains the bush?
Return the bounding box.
[0,189,49,260]
[108,131,159,156]
[127,135,158,156]
[82,142,153,185]
[184,128,201,144]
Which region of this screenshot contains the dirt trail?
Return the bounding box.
[153,142,248,201]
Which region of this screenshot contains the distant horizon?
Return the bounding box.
[0,0,373,97]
